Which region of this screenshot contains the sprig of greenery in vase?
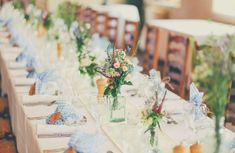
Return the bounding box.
[193,35,235,153]
[141,91,166,146]
[96,47,134,108]
[74,23,99,86]
[57,2,78,29]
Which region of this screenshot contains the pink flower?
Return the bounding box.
[113,62,120,69]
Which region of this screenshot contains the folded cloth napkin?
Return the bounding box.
[9,61,26,69]
[35,70,58,95]
[37,124,78,138]
[68,129,105,153]
[22,95,58,105]
[46,100,87,126]
[190,83,204,120]
[14,77,36,86]
[26,56,38,78]
[190,83,204,105]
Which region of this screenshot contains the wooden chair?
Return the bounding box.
[122,20,139,51]
[93,12,108,36]
[106,16,119,44]
[142,24,160,73]
[82,7,93,24]
[164,33,190,98]
[226,81,235,125]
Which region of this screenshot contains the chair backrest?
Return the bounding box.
[225,82,235,125]
[122,20,139,51]
[82,7,93,24]
[142,24,160,73]
[230,81,235,103]
[106,16,119,44]
[164,33,190,98]
[93,12,108,36]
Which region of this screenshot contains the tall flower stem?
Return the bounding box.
[214,115,221,153]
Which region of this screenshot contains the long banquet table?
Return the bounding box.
[0,27,235,153]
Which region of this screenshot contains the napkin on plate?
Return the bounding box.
[68,129,105,153]
[35,70,58,95]
[46,101,87,126]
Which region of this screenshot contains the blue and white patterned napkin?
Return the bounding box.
[190,83,204,106]
[190,83,204,120]
[68,129,105,153]
[46,100,87,125]
[35,70,57,95]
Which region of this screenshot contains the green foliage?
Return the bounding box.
[57,2,78,28]
[43,14,52,30]
[74,23,99,80]
[141,108,164,146]
[12,0,24,10]
[193,35,235,153]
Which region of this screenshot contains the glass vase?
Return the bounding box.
[107,96,126,123]
[150,129,160,153]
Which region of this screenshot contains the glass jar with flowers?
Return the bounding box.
[97,48,134,122]
[141,90,167,152]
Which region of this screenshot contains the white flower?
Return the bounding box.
[80,56,91,67]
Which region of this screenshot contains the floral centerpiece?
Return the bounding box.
[192,35,235,153]
[74,22,99,86]
[141,89,167,150]
[96,47,134,122]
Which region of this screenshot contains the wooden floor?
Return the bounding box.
[0,96,17,153]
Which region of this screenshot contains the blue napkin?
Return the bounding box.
[190,83,204,120]
[149,69,165,93]
[46,100,86,125]
[35,70,57,94]
[68,129,105,153]
[190,83,204,105]
[26,56,37,78]
[131,57,143,74]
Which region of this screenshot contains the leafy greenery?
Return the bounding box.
[12,0,24,10]
[57,2,78,28]
[193,35,235,153]
[74,23,99,84]
[42,14,52,30]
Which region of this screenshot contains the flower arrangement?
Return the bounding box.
[192,35,235,153]
[141,90,167,146]
[97,48,134,98]
[74,23,99,85]
[96,47,134,122]
[57,2,78,28]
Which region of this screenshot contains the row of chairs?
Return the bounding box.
[77,6,139,50]
[142,24,191,98]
